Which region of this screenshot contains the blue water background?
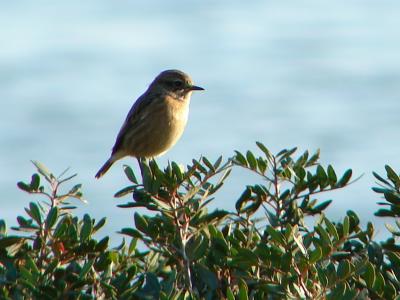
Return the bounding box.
[1,1,400,243]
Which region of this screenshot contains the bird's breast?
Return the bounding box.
[164,95,190,126]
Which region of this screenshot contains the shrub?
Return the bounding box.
[1,143,399,299]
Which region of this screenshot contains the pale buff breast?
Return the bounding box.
[157,95,190,155]
[127,94,190,158]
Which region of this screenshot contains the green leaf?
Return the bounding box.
[384,221,399,236]
[384,192,400,205]
[123,165,138,183]
[309,245,322,264]
[232,248,259,267]
[277,147,297,160]
[129,238,138,254]
[316,165,328,187]
[192,210,230,226]
[325,218,339,241]
[343,216,350,236]
[238,279,249,300]
[141,161,153,192]
[317,268,328,287]
[372,171,391,186]
[257,157,267,174]
[114,185,135,198]
[30,174,40,190]
[134,213,149,234]
[246,151,257,170]
[256,141,272,161]
[385,165,400,186]
[25,255,40,277]
[212,235,229,255]
[119,228,143,239]
[20,266,36,284]
[337,260,351,278]
[336,169,352,187]
[347,210,360,229]
[80,214,93,242]
[17,181,32,193]
[214,155,223,169]
[0,220,6,235]
[234,151,248,167]
[95,237,109,252]
[327,165,337,186]
[44,260,59,276]
[266,226,285,246]
[202,157,215,172]
[226,287,235,300]
[367,222,374,238]
[372,187,388,194]
[187,235,209,261]
[331,251,352,260]
[280,252,292,272]
[293,232,307,256]
[311,200,332,214]
[195,264,218,290]
[373,270,385,293]
[136,272,161,298]
[31,160,55,182]
[364,262,375,288]
[79,259,94,279]
[329,282,346,299]
[159,269,175,297]
[68,183,82,195]
[152,198,173,211]
[53,222,67,238]
[295,150,309,167]
[306,149,320,166]
[171,161,184,181]
[193,158,208,174]
[262,284,285,295]
[384,281,397,299]
[235,186,252,213]
[316,225,331,247]
[93,217,107,233]
[325,263,337,286]
[375,209,395,217]
[306,172,318,193]
[45,207,58,230]
[26,202,42,225]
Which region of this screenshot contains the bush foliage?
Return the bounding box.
[1,143,400,299]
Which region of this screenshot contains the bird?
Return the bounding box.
[95,69,204,178]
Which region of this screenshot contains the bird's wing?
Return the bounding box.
[111,92,160,155]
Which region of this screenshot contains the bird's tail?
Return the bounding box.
[95,158,115,179]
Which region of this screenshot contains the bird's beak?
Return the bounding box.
[188,85,205,91]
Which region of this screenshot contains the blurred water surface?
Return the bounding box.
[1,0,400,243]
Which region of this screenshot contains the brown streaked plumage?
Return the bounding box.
[95,70,204,178]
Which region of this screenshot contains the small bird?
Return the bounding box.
[95,69,204,178]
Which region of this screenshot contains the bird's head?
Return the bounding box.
[150,69,204,99]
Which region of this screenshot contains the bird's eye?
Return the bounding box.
[173,80,184,89]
